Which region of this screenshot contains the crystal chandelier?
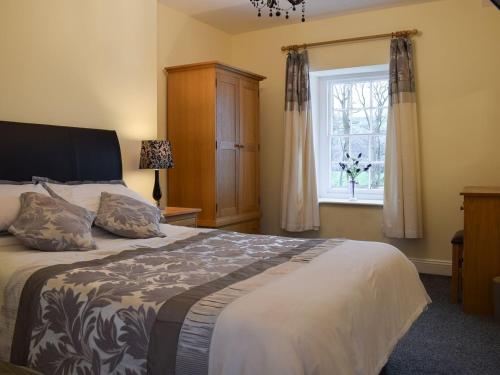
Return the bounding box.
[250,0,307,22]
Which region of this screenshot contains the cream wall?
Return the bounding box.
[157,3,232,204]
[231,0,500,262]
[157,3,232,133]
[0,0,158,198]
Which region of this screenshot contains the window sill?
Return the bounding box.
[319,198,384,207]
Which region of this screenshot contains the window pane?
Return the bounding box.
[331,83,352,111]
[356,164,370,189]
[350,108,370,134]
[371,107,388,133]
[370,164,385,189]
[331,110,350,135]
[351,81,371,109]
[330,163,348,189]
[370,135,386,162]
[316,68,389,201]
[330,136,349,162]
[349,136,369,161]
[371,80,389,108]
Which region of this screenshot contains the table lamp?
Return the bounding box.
[139,140,173,207]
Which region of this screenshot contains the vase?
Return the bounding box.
[349,179,357,201]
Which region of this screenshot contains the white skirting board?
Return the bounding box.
[409,258,452,276]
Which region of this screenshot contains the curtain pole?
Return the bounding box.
[281,29,419,52]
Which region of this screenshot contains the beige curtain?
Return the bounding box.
[383,38,423,238]
[281,50,320,232]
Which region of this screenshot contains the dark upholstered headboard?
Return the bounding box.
[0,121,123,182]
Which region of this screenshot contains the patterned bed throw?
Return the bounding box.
[10,231,337,375]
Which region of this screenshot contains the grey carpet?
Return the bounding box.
[382,274,500,375]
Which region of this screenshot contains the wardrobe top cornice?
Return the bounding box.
[164,61,266,82]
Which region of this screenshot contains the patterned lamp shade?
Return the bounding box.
[139,140,174,170]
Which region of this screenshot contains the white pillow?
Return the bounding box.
[0,182,50,232]
[41,182,154,213]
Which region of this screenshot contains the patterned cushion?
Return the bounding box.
[0,182,51,233]
[95,192,165,239]
[9,192,97,251]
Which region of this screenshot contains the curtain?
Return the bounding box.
[383,37,423,238]
[281,50,320,232]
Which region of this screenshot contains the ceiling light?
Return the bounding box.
[250,0,306,22]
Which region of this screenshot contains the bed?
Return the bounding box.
[0,121,430,375]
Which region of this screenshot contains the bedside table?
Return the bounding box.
[164,207,202,228]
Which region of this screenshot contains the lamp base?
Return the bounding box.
[153,169,162,208]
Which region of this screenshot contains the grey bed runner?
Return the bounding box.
[11,231,334,375]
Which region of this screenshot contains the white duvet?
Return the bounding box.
[210,240,430,375]
[0,226,430,375]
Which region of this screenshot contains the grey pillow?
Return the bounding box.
[9,192,97,251]
[95,192,165,239]
[32,176,126,186]
[0,180,35,185]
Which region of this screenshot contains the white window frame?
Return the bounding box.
[312,65,389,204]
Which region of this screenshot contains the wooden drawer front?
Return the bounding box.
[221,219,260,234]
[166,217,197,228]
[462,195,500,314]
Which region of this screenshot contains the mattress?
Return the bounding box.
[0,225,430,375]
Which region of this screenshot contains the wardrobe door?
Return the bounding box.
[216,72,240,218]
[238,79,260,214]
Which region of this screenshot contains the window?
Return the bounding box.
[312,65,389,203]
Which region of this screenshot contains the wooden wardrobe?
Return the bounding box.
[165,61,266,233]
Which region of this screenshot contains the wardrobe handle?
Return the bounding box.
[234,144,240,148]
[239,144,245,149]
